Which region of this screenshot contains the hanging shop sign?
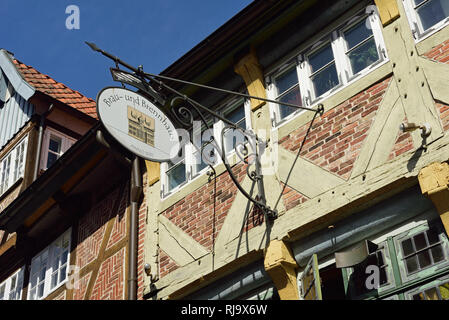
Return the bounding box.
[96,87,180,162]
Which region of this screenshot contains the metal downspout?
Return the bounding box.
[33,104,54,181]
[129,156,142,300]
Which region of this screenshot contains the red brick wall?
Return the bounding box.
[90,247,126,300]
[437,103,449,132]
[423,40,449,133]
[280,183,309,211]
[423,39,449,63]
[159,249,179,279]
[70,182,129,300]
[76,187,121,269]
[279,77,392,180]
[388,118,414,161]
[162,163,247,252]
[159,162,262,278]
[72,272,91,300]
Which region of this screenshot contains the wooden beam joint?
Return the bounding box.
[418,162,449,235]
[234,49,266,111]
[263,240,299,300]
[374,0,400,26]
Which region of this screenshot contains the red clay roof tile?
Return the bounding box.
[12,59,97,119]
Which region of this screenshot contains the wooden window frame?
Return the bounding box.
[0,267,24,300]
[27,228,71,300]
[40,127,76,171]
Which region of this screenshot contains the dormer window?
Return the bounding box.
[40,128,75,171]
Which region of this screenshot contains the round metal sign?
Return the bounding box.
[96,87,180,162]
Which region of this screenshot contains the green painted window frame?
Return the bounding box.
[341,219,449,300]
[343,240,396,300]
[393,220,449,284]
[300,254,322,300]
[405,273,449,300]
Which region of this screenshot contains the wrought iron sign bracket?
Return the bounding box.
[86,42,324,224]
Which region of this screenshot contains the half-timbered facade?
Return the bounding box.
[140,0,449,300]
[0,50,147,300]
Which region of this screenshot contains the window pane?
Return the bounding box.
[402,238,414,256]
[376,251,385,266]
[427,229,440,245]
[167,163,186,191]
[347,38,379,74]
[1,156,11,193]
[413,292,425,300]
[49,137,61,153]
[312,63,339,97]
[309,43,334,73]
[439,282,449,300]
[29,288,36,300]
[344,19,373,50]
[51,272,58,289]
[38,283,45,298]
[196,158,208,172]
[414,233,428,251]
[59,266,67,282]
[425,287,439,300]
[379,267,388,286]
[9,275,16,291]
[416,0,449,31]
[46,152,58,168]
[39,267,46,281]
[224,128,246,153]
[0,284,5,300]
[431,245,445,263]
[225,105,246,129]
[405,256,419,273]
[279,86,301,119]
[29,273,37,288]
[276,68,298,94]
[14,142,26,181]
[61,250,68,265]
[417,250,431,268]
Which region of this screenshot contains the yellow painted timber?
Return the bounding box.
[234,49,266,111]
[264,240,299,300]
[145,160,160,186]
[418,162,449,235]
[374,0,400,26]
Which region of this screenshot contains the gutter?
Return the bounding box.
[128,156,142,300]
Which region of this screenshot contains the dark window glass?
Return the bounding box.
[343,19,379,75]
[400,228,447,275]
[275,68,301,120]
[415,0,449,32]
[309,43,339,97]
[350,248,388,296]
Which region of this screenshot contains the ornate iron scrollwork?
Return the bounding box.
[87,42,324,224]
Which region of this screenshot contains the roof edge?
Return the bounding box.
[0,49,35,100]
